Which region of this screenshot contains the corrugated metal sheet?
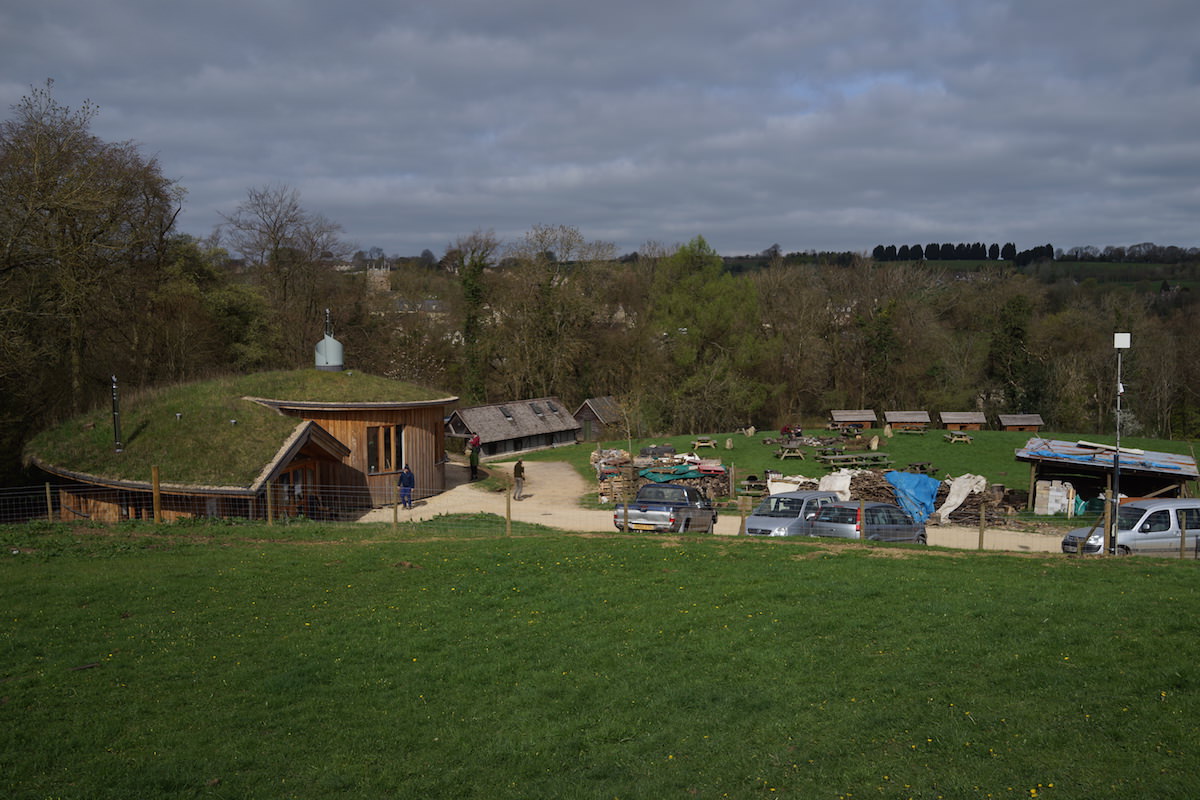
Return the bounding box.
[1014,438,1198,479]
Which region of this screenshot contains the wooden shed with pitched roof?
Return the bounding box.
[939,412,987,431]
[573,396,623,441]
[997,413,1044,432]
[446,397,581,457]
[883,411,931,431]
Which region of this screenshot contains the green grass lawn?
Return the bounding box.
[3,519,1199,799]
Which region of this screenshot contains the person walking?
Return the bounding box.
[398,465,415,509]
[512,459,525,501]
[469,444,480,481]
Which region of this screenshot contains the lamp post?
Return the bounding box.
[1110,332,1131,555]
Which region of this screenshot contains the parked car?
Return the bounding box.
[809,502,927,544]
[1060,498,1200,556]
[745,490,840,537]
[613,483,717,533]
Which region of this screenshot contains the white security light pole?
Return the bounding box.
[1111,333,1131,555]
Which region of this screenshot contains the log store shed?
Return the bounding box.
[25,369,458,521]
[446,397,581,457]
[1014,437,1198,508]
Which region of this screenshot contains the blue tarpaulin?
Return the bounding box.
[885,471,941,523]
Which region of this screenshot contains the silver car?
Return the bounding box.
[745,490,840,537]
[809,502,927,544]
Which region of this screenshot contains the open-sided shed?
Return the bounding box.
[939,412,987,431]
[1014,437,1198,507]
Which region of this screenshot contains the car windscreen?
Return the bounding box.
[752,497,805,517]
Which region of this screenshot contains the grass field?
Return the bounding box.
[3,518,1199,799]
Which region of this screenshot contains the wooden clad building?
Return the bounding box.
[26,370,457,521]
[573,396,623,441]
[939,412,987,431]
[997,413,1044,432]
[447,397,580,456]
[830,409,878,429]
[883,411,931,430]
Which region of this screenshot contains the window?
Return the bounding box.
[546,400,560,413]
[530,402,544,417]
[366,425,403,474]
[499,406,514,421]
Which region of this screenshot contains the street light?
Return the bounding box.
[1110,332,1131,555]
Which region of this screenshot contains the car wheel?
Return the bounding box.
[1117,545,1132,556]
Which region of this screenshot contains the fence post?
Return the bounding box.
[151,465,162,523]
[977,496,986,550]
[1181,511,1189,560]
[505,485,512,537]
[266,479,274,525]
[44,483,53,521]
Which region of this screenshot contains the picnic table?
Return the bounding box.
[816,452,894,470]
[897,426,927,435]
[692,437,717,449]
[907,461,936,474]
[944,432,974,444]
[774,442,806,460]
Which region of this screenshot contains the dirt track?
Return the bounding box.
[356,461,1064,554]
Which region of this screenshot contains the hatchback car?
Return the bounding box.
[809,502,927,544]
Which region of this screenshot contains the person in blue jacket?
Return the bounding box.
[398,465,415,508]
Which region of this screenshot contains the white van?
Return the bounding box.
[1061,498,1200,556]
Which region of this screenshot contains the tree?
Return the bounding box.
[988,243,1000,260]
[1,82,184,474]
[218,184,352,364]
[442,229,499,401]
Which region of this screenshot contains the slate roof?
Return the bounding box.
[998,413,1045,427]
[573,396,622,425]
[939,412,987,425]
[883,411,931,425]
[830,409,878,424]
[447,397,580,444]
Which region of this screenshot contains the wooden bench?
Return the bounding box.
[774,445,805,460]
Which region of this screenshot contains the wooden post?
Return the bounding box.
[392,482,398,532]
[977,496,986,551]
[1180,509,1189,560]
[151,465,162,523]
[505,487,512,537]
[44,483,53,522]
[1102,488,1112,557]
[266,479,274,526]
[1026,462,1037,511]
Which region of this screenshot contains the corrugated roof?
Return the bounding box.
[1014,437,1198,480]
[448,397,580,444]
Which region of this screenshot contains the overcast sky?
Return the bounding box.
[3,1,1198,258]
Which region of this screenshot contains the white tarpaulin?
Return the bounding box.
[935,474,987,520]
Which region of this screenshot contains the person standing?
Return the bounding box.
[469,445,480,481]
[512,459,525,500]
[398,465,415,509]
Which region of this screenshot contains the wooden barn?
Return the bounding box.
[883,411,931,431]
[446,398,581,457]
[939,412,987,431]
[26,370,457,521]
[573,396,623,441]
[829,409,878,431]
[998,413,1044,432]
[1015,438,1198,509]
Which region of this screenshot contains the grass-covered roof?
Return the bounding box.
[25,370,454,488]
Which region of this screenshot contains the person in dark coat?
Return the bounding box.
[512,459,525,500]
[469,445,480,481]
[398,465,415,508]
